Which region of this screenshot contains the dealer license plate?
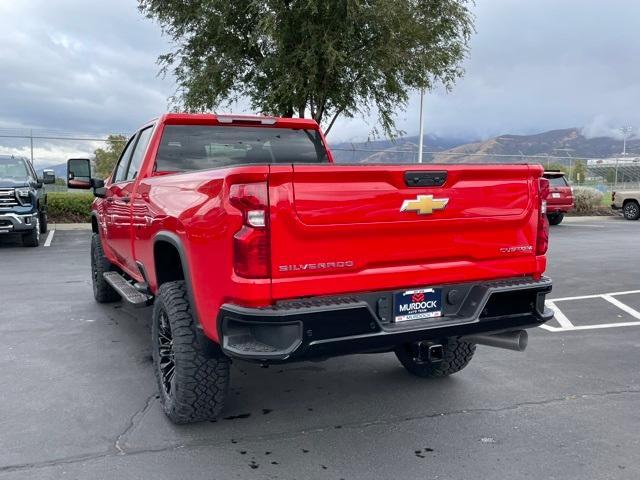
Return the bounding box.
[394,288,442,322]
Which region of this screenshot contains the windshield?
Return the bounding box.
[0,157,29,178]
[155,125,329,172]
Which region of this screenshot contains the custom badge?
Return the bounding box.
[400,195,449,215]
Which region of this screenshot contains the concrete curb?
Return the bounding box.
[51,223,92,230]
[564,215,623,222]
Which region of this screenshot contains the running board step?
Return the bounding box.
[103,272,153,307]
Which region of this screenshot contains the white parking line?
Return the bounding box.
[546,301,574,329]
[542,289,640,332]
[559,224,606,228]
[44,229,55,247]
[548,290,640,302]
[541,320,640,332]
[602,295,640,320]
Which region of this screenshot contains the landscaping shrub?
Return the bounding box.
[572,186,604,214]
[47,192,94,223]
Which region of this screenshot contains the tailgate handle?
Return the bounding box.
[405,171,447,187]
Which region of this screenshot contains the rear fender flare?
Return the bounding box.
[152,231,200,326]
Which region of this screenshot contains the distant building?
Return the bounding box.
[587,157,640,185]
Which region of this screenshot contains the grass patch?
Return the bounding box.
[600,191,612,206]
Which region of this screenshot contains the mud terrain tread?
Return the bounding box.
[152,281,230,424]
[91,233,120,303]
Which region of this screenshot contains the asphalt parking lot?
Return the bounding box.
[1,216,639,479]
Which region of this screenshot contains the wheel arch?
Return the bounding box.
[153,232,188,287]
[152,231,202,328]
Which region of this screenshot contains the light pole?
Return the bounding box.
[417,88,425,163]
[617,126,634,188]
[620,126,633,156]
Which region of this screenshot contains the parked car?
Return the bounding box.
[68,114,553,424]
[543,170,573,225]
[0,155,55,246]
[612,190,640,220]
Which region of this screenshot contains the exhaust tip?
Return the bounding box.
[516,330,528,351]
[463,330,528,352]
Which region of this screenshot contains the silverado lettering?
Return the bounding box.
[67,113,553,424]
[278,260,355,272]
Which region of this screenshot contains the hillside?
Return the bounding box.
[342,128,639,164]
[331,135,471,163]
[429,128,639,163]
[38,163,67,178]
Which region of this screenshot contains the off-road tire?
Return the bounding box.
[22,217,40,247]
[152,281,230,424]
[547,212,564,225]
[91,233,120,303]
[395,337,476,378]
[623,201,640,221]
[39,211,48,234]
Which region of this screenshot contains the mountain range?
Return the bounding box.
[336,128,638,164]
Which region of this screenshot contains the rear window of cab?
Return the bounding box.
[155,125,329,172]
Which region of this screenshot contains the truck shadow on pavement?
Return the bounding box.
[104,301,466,444]
[0,234,35,248]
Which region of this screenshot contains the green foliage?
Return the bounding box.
[47,192,94,223]
[94,135,128,179]
[571,160,587,183]
[139,0,474,137]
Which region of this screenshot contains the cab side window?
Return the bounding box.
[112,135,137,183]
[125,126,153,181]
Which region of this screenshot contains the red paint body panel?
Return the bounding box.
[92,113,548,345]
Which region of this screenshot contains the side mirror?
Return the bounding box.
[67,158,92,189]
[93,179,106,198]
[42,169,56,185]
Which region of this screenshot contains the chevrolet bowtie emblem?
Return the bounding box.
[400,195,449,215]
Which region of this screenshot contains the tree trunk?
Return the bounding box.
[323,107,345,136]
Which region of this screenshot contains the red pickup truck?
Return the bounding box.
[68,114,553,424]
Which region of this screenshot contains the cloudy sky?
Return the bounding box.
[1,0,639,165]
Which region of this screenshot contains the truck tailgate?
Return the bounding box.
[268,164,543,300]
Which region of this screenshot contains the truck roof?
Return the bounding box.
[159,113,320,129]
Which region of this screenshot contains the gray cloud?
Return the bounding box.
[0,0,173,135]
[1,0,639,164]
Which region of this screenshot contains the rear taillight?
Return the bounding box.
[230,182,270,278]
[537,178,550,255]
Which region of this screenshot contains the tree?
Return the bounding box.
[139,0,474,137]
[94,135,127,179]
[572,159,587,184]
